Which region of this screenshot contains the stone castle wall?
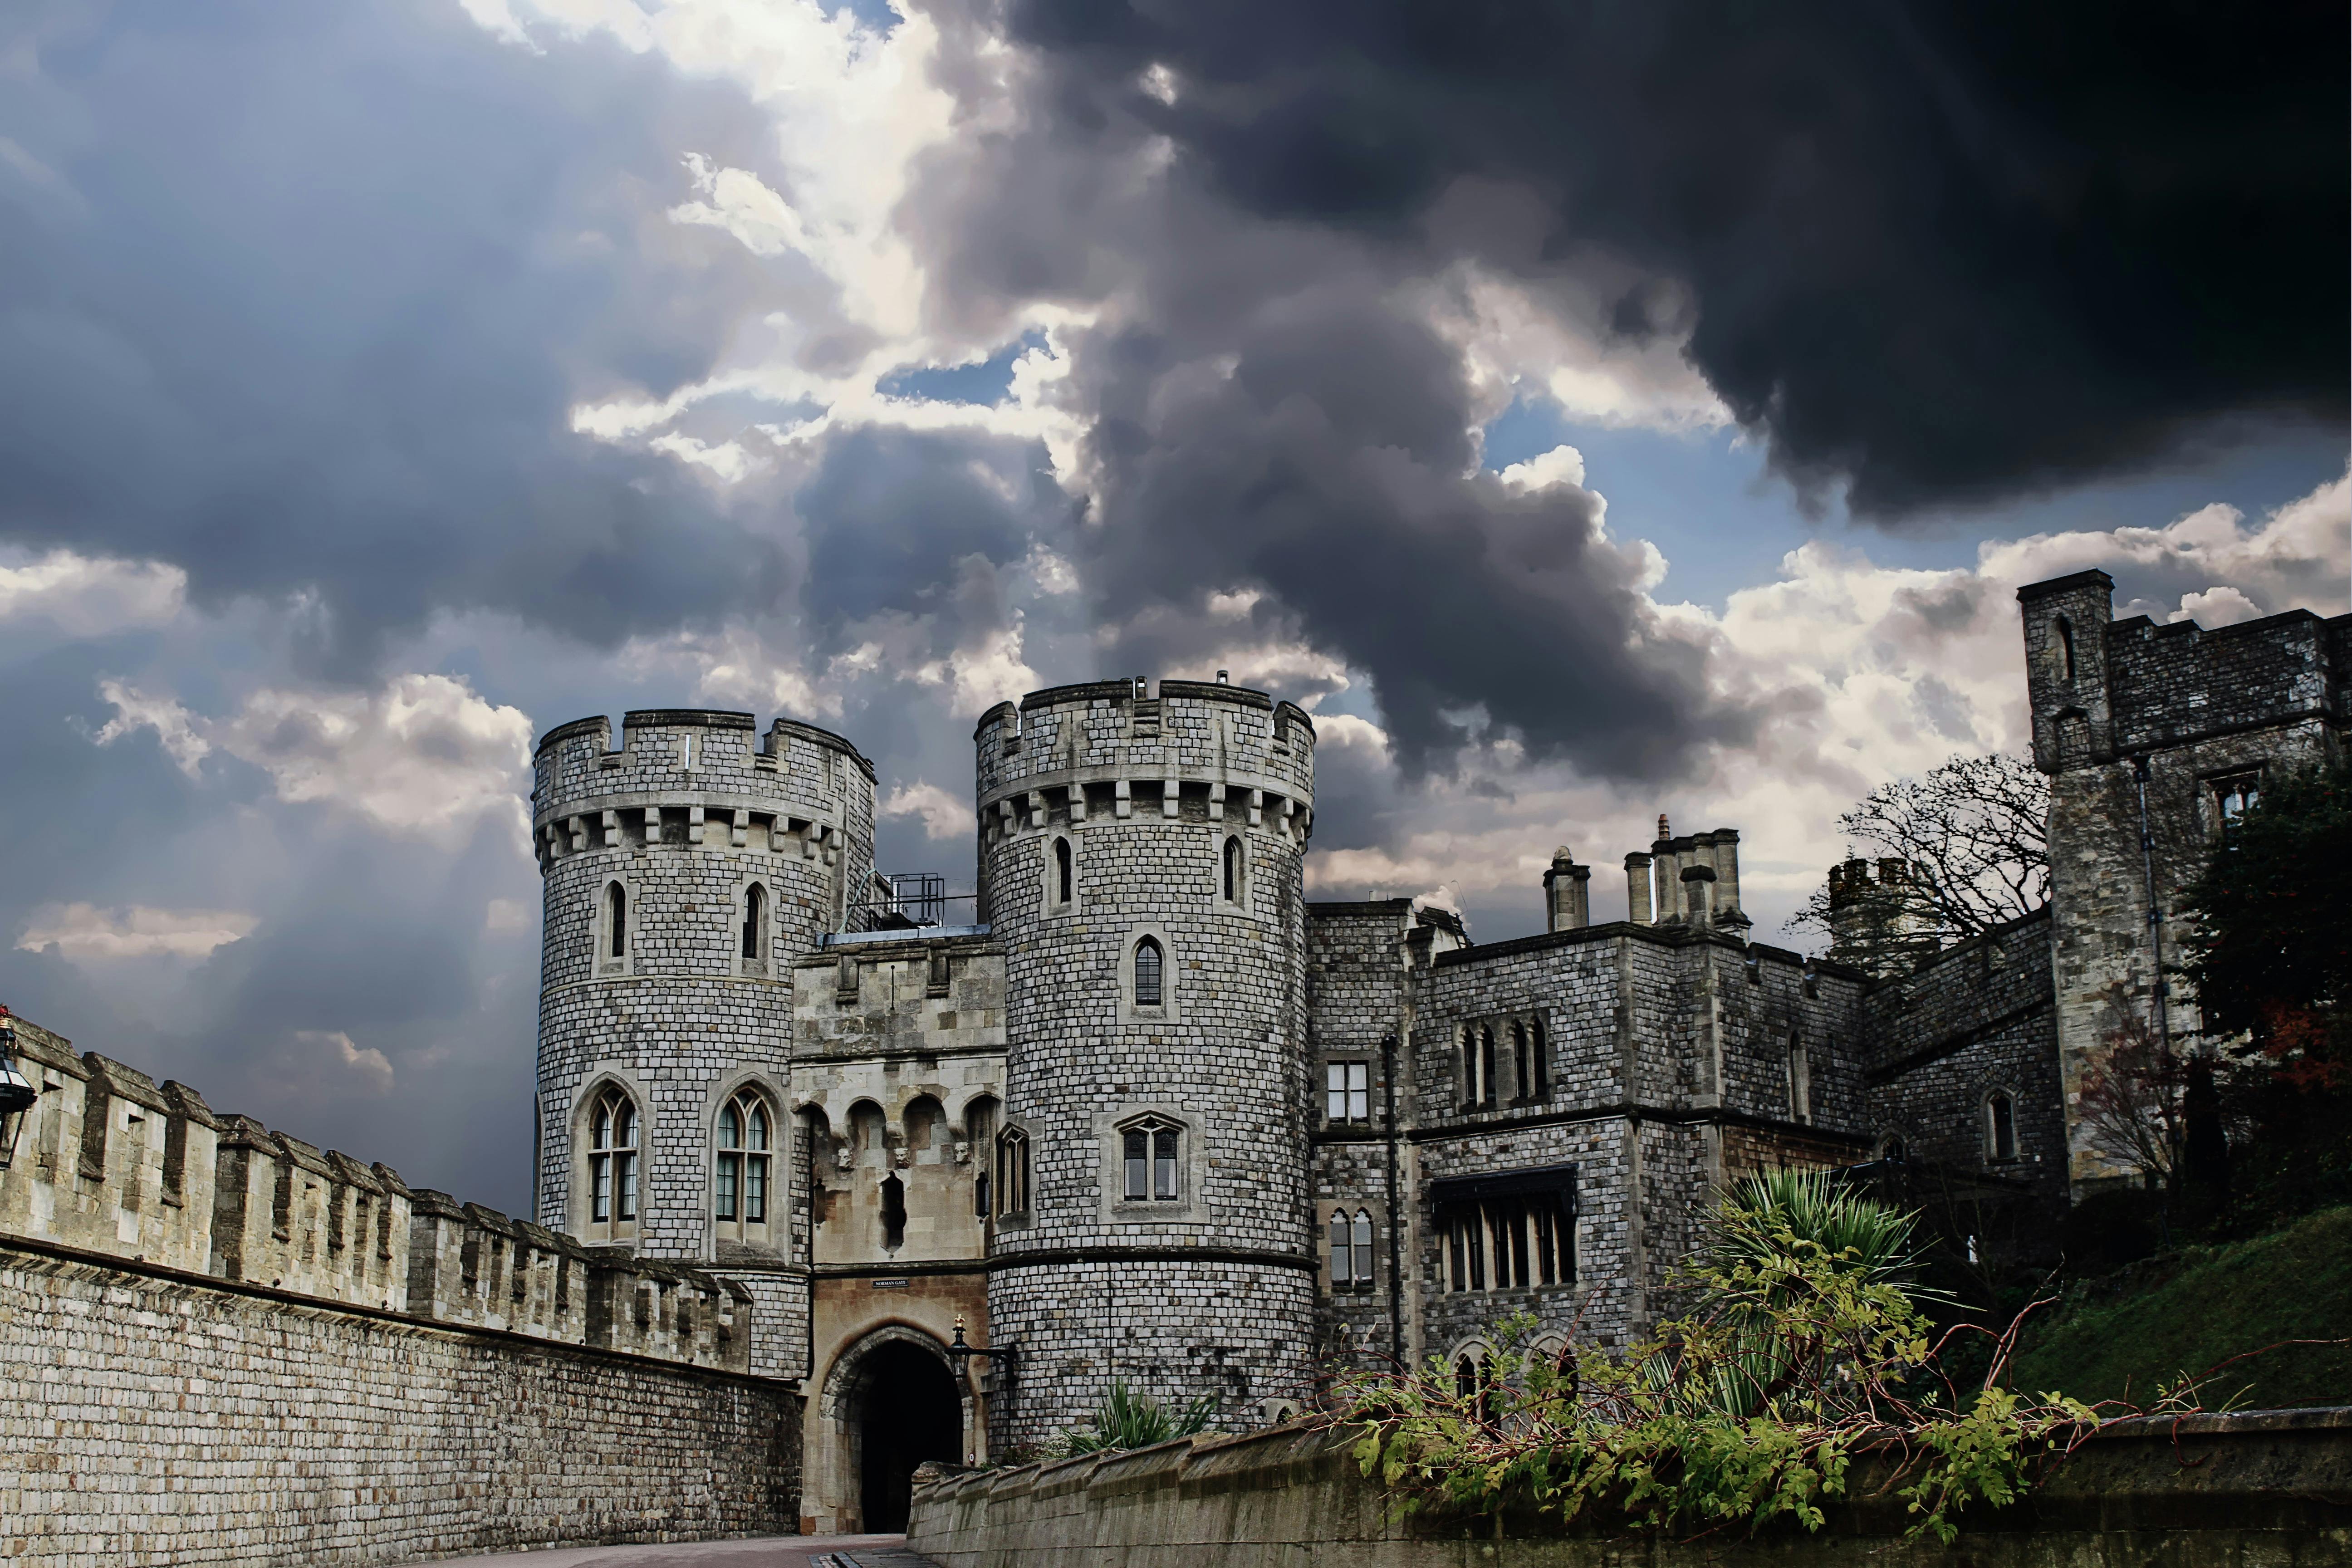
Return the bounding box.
[977,679,1318,1446]
[1,1242,799,1566]
[2019,573,2349,1191]
[0,1013,799,1564]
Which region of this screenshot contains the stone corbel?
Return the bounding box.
[1208,781,1226,821]
[1068,784,1088,823]
[601,809,619,848]
[687,804,706,845]
[952,1139,971,1166]
[1114,779,1132,819]
[643,804,661,843]
[566,815,587,853]
[1162,771,1180,818]
[1027,793,1045,831]
[1248,789,1264,827]
[730,808,749,848]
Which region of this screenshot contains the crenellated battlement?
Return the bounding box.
[974,676,1316,843]
[0,1009,754,1370]
[532,710,875,871]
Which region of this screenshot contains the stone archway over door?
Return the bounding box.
[817,1324,970,1534]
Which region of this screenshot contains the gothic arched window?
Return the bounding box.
[1222,836,1244,905]
[1511,1023,1531,1102]
[587,1087,638,1236]
[2054,615,2077,683]
[996,1127,1030,1215]
[1133,936,1165,1009]
[714,1090,772,1235]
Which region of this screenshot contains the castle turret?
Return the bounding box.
[531,708,877,1377]
[976,678,1315,1446]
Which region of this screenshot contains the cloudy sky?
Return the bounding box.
[0,0,2342,1211]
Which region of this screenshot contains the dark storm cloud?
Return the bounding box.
[1004,0,2348,516]
[798,426,1064,647]
[1065,288,1735,774]
[0,0,795,674]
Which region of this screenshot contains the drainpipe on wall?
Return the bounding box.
[2131,755,2173,1054]
[1382,1029,1404,1367]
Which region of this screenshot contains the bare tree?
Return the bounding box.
[2076,1014,2184,1189]
[1790,752,2049,947]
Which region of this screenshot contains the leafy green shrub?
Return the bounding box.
[1343,1171,2123,1543]
[1058,1379,1218,1455]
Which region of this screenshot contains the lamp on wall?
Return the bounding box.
[0,1009,38,1165]
[945,1315,1015,1390]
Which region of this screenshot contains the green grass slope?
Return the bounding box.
[2010,1205,2352,1410]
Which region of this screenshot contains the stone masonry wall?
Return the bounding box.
[980,679,1317,1447]
[1862,907,2067,1228]
[1,1242,800,1567]
[907,1409,2352,1568]
[2019,573,2349,1191]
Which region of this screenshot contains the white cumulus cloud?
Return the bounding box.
[0,551,184,636]
[879,780,973,841]
[17,902,258,962]
[92,673,532,843]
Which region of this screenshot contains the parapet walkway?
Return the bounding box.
[404,1535,942,1568]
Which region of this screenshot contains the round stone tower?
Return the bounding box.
[531,707,875,1376]
[976,677,1316,1446]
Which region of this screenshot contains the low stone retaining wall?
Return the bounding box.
[908,1408,2352,1568]
[0,1240,803,1566]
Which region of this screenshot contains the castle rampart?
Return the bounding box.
[0,1008,799,1563]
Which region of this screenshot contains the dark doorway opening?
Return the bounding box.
[856,1340,962,1532]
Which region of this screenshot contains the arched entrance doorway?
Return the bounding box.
[852,1339,962,1532]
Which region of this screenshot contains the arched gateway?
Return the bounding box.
[820,1326,967,1533]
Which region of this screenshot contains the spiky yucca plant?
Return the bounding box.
[1061,1379,1218,1454]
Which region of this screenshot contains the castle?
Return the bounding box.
[1,567,2343,1560]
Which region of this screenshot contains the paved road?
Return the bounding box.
[406,1535,939,1568]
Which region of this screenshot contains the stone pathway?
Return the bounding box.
[406,1535,941,1568]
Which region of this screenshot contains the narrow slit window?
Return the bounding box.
[1987,1091,2017,1161]
[605,883,627,960]
[1788,1033,1812,1124]
[740,884,766,961]
[1223,836,1243,903]
[1054,836,1073,906]
[1512,1024,1530,1101]
[1460,1029,1480,1108]
[1480,1028,1497,1110]
[1531,1019,1549,1098]
[1133,936,1164,1007]
[1448,1216,1467,1291]
[881,1172,906,1250]
[2054,615,2076,683]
